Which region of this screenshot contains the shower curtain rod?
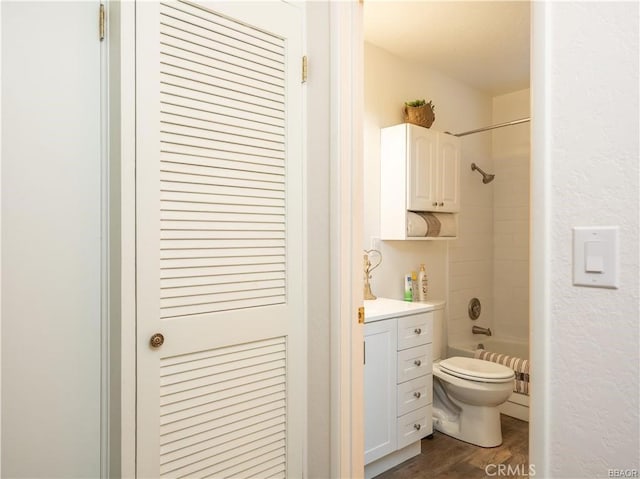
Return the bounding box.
[446,117,530,137]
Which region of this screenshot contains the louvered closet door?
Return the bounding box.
[136,2,304,477]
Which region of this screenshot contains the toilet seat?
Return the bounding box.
[439,357,514,383]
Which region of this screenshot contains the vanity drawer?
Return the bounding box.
[397,312,432,350]
[396,405,432,450]
[397,344,431,383]
[397,374,432,417]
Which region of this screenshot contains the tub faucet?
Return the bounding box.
[472,325,492,336]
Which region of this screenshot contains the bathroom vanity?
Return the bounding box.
[363,298,445,479]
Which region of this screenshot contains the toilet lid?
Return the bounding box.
[439,357,515,381]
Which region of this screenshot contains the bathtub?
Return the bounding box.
[448,338,530,422]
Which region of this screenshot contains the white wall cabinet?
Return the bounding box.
[364,311,433,477]
[380,123,460,240]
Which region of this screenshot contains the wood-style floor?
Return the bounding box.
[376,415,529,479]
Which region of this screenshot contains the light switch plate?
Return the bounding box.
[572,226,619,288]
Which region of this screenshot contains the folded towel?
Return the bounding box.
[474,349,530,395]
[407,211,457,237]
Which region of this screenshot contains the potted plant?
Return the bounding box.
[403,99,436,128]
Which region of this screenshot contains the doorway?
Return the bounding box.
[360,1,532,476]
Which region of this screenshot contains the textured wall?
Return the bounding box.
[543,2,639,476]
[363,43,492,348]
[492,90,530,341]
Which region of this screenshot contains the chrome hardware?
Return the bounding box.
[472,325,492,336]
[468,297,482,320]
[150,333,164,348]
[446,117,530,138]
[414,392,421,399]
[414,328,422,335]
[414,359,422,366]
[471,163,495,184]
[414,424,421,431]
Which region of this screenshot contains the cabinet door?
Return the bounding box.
[437,134,461,212]
[364,320,397,464]
[407,125,438,211]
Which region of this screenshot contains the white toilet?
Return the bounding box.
[430,309,515,447]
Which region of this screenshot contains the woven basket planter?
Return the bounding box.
[403,104,435,129]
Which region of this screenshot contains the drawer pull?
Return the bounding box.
[414,359,422,367]
[414,328,422,335]
[414,392,421,399]
[414,423,421,431]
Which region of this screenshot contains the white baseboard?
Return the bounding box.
[500,400,529,422]
[364,441,421,479]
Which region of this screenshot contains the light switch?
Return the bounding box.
[584,241,604,273]
[573,227,619,288]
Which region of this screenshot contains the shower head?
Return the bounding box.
[471,163,495,184]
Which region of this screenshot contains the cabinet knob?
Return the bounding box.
[414,423,422,431]
[414,359,422,367]
[149,333,164,348]
[438,202,444,206]
[414,328,422,335]
[432,202,438,206]
[414,392,422,399]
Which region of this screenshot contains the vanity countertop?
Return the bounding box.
[364,297,445,322]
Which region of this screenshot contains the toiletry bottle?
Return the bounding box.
[418,264,428,301]
[411,271,418,301]
[404,273,413,302]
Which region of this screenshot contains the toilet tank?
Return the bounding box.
[431,303,446,362]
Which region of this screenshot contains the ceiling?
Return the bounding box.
[363,1,531,96]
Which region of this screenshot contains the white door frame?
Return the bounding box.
[529,1,550,476]
[329,2,364,478]
[107,1,137,476]
[0,2,4,472]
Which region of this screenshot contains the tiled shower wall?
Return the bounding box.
[492,89,530,341]
[447,132,494,346]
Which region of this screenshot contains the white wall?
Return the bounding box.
[531,2,639,476]
[363,42,493,347]
[492,89,530,341]
[1,2,102,477]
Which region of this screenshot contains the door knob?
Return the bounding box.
[150,333,164,348]
[438,202,444,206]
